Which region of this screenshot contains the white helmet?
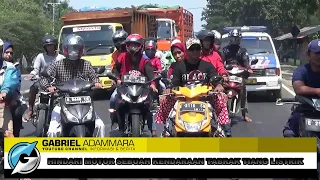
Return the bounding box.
[212,30,221,45]
[171,39,181,46]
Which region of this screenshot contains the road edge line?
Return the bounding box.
[283,84,295,96]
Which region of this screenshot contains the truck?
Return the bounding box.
[136,5,194,52]
[58,7,157,90]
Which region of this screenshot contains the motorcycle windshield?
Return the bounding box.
[173,85,212,98]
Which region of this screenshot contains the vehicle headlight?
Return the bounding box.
[137,95,148,103]
[83,105,93,121]
[121,94,131,102]
[178,119,208,132]
[266,69,276,76]
[62,106,78,123]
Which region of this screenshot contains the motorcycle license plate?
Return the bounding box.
[180,103,206,112]
[65,96,91,105]
[305,118,320,131]
[123,75,146,84]
[229,76,242,83]
[245,78,257,85]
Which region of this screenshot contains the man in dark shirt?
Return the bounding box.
[161,38,231,136]
[283,39,320,137]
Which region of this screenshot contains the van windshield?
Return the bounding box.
[60,25,114,55]
[157,21,171,40]
[221,36,275,55]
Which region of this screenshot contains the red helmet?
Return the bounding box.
[125,34,144,54]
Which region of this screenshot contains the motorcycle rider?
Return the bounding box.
[110,29,128,71]
[283,39,320,137]
[197,29,231,136]
[156,37,230,136]
[108,30,128,123]
[40,34,105,137]
[212,30,222,52]
[221,29,253,122]
[111,33,158,137]
[24,34,65,121]
[0,41,21,137]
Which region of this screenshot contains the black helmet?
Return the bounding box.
[42,34,57,48]
[197,30,215,41]
[112,30,128,48]
[144,37,157,49]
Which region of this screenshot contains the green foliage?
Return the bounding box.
[202,0,320,37]
[0,0,74,61]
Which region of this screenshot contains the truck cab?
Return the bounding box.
[156,18,178,51]
[221,26,282,99]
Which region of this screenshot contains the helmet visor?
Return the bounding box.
[64,44,83,60]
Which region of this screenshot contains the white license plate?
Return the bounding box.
[306,118,320,127]
[229,76,242,83]
[65,96,91,105]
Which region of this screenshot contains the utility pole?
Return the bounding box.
[47,2,61,35]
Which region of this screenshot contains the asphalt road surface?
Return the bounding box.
[13,78,295,180]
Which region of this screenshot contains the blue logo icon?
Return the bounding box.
[8,141,41,175]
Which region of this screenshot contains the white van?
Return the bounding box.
[221,26,282,99]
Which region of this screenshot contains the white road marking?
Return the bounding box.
[283,84,295,96]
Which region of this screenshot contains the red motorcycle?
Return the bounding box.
[224,59,258,118]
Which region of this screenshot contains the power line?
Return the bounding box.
[187,7,205,10]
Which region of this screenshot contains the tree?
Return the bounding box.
[0,0,51,59]
[202,0,319,36]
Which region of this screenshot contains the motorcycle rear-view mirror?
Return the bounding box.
[106,72,117,81]
[95,67,105,74]
[251,59,258,65]
[210,76,222,84]
[160,70,168,78]
[225,65,233,70]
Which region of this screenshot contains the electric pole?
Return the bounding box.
[47,2,61,35]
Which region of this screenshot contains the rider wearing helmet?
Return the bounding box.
[221,29,253,122]
[212,30,222,51]
[143,37,162,73]
[40,34,105,137]
[111,33,158,137]
[24,34,65,121]
[197,29,228,80]
[111,30,128,70]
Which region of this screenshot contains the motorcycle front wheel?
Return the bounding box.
[131,114,141,137]
[35,109,47,137]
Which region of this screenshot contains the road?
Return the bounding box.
[13,79,295,180]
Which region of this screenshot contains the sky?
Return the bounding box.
[68,0,207,31]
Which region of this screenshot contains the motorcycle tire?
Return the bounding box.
[131,114,141,137]
[35,109,47,137]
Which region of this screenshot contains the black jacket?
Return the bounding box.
[221,44,250,69]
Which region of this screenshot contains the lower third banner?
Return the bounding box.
[3,138,318,178]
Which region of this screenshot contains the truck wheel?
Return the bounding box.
[131,114,141,137]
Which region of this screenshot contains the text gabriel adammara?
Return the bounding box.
[42,139,135,147]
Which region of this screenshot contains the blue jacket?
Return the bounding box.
[0,42,21,102]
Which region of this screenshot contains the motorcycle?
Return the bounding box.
[224,59,258,118]
[106,71,162,137]
[276,96,320,180]
[40,67,105,137]
[161,76,224,137]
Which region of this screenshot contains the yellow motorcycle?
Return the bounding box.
[162,77,225,137]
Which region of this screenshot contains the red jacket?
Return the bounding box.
[200,50,228,76]
[114,52,155,85]
[149,57,162,72]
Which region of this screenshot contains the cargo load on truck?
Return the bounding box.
[61,8,157,38]
[136,4,194,51]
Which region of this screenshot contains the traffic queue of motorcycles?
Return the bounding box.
[22,57,260,138]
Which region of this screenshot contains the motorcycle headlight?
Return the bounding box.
[121,94,132,102]
[137,95,148,103]
[62,106,78,123]
[83,105,93,121]
[266,69,276,76]
[178,119,208,132]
